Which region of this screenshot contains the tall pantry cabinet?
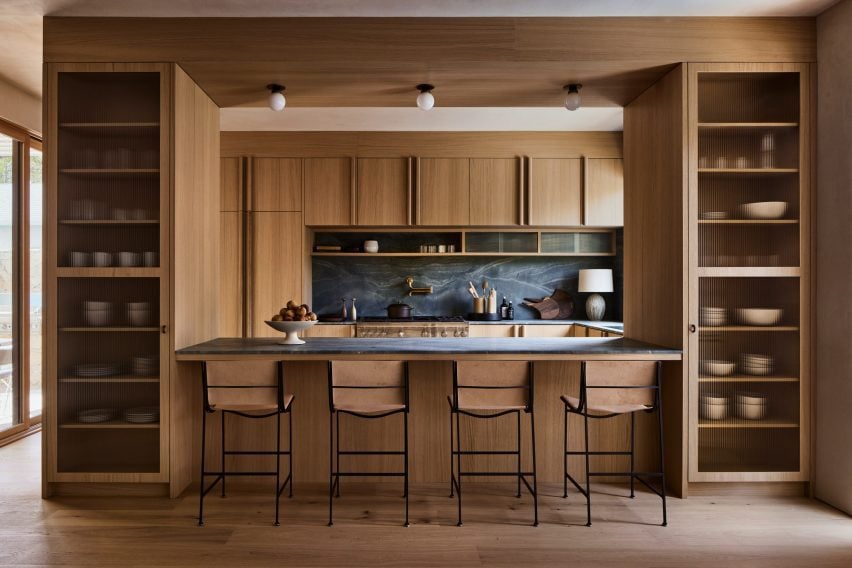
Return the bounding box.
[43,63,220,497]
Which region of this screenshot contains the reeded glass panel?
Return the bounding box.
[541,232,613,255]
[0,133,17,432]
[30,147,42,418]
[465,232,537,253]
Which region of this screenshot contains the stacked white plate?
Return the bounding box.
[74,363,121,378]
[84,301,112,326]
[77,408,116,423]
[127,302,152,326]
[700,211,729,220]
[734,391,768,420]
[124,406,159,424]
[132,356,159,376]
[740,353,775,376]
[700,394,729,420]
[700,306,728,326]
[699,359,736,377]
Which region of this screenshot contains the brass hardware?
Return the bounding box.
[405,276,433,296]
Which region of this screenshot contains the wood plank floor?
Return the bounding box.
[3,434,852,567]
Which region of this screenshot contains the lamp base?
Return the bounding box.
[585,294,606,321]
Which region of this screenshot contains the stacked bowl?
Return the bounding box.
[740,353,774,376]
[700,306,728,327]
[84,301,112,327]
[127,302,151,326]
[699,359,736,377]
[132,355,159,376]
[734,391,768,420]
[700,394,729,420]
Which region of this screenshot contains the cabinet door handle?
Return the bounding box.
[161,324,168,334]
[688,324,697,333]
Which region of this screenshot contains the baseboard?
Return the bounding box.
[687,481,808,497]
[48,482,170,498]
[0,424,42,448]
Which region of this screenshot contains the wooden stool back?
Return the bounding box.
[453,361,532,411]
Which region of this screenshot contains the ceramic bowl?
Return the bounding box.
[738,201,788,220]
[735,402,767,420]
[736,308,783,326]
[700,360,736,376]
[265,320,317,345]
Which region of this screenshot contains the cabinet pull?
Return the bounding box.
[689,324,697,333]
[161,324,168,334]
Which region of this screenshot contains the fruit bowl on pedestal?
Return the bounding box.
[264,320,317,345]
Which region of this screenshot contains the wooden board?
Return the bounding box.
[528,158,583,226]
[253,157,302,212]
[418,158,470,226]
[469,158,520,226]
[304,157,351,226]
[585,158,624,226]
[356,157,409,226]
[219,212,243,337]
[220,156,241,212]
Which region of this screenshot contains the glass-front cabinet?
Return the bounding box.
[46,64,170,481]
[688,64,810,481]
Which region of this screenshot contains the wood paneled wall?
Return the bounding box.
[623,65,688,496]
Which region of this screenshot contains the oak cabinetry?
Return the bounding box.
[356,157,409,226]
[219,212,243,337]
[304,157,352,226]
[468,325,518,338]
[220,157,242,212]
[469,158,521,226]
[417,158,470,226]
[528,158,583,226]
[252,157,302,212]
[519,324,575,338]
[585,158,625,226]
[249,212,303,337]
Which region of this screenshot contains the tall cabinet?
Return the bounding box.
[687,63,811,482]
[44,63,220,495]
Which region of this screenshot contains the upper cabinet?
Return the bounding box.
[469,158,521,226]
[356,157,410,226]
[304,157,352,226]
[253,157,302,212]
[418,158,470,226]
[528,158,583,226]
[585,158,624,226]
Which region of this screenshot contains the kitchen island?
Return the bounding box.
[171,337,680,495]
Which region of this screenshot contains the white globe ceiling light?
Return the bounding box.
[563,83,582,111]
[416,84,435,111]
[267,83,286,112]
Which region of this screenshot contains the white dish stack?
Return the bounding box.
[734,391,768,420]
[77,408,116,424]
[740,353,775,376]
[132,355,159,376]
[700,394,729,420]
[127,302,152,326]
[124,406,159,424]
[700,306,728,326]
[84,301,112,326]
[699,359,736,377]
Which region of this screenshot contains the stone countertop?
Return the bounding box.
[320,319,623,333]
[175,337,679,361]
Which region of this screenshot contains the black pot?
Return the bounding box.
[386,303,413,319]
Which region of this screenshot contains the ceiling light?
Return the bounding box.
[416,84,435,111]
[563,84,582,111]
[267,84,286,112]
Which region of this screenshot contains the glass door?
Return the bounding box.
[29,143,42,420]
[0,130,19,436]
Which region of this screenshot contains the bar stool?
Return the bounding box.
[327,360,410,527]
[562,360,666,527]
[198,360,294,527]
[449,360,538,527]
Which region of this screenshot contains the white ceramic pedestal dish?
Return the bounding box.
[265,320,317,345]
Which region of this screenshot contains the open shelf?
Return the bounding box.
[697,267,801,278]
[698,376,799,383]
[698,168,799,174]
[698,418,799,429]
[698,220,798,225]
[699,326,799,332]
[697,122,799,129]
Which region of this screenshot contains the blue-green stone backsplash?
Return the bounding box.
[312,230,623,321]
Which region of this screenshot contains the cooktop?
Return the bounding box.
[359,316,466,323]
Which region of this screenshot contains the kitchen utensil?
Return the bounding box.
[738,201,788,220]
[735,308,783,326]
[735,156,751,169]
[700,359,736,376]
[523,288,575,320]
[74,363,121,378]
[715,156,728,168]
[264,320,317,345]
[473,297,485,314]
[438,245,447,253]
[386,302,413,319]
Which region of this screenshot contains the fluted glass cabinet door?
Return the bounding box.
[46,64,170,482]
[688,64,810,482]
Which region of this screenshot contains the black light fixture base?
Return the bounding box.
[416,83,435,93]
[563,83,582,93]
[267,83,286,93]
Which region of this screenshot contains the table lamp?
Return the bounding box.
[578,269,613,321]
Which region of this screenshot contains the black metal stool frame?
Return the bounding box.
[448,361,539,527]
[198,361,294,527]
[563,360,667,527]
[327,361,411,527]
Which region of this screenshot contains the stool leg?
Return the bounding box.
[563,405,568,499]
[198,409,207,527]
[583,411,592,527]
[328,411,334,527]
[657,400,668,527]
[288,407,294,498]
[456,410,463,527]
[220,411,226,498]
[335,412,341,498]
[516,410,522,498]
[404,412,410,527]
[530,409,539,527]
[630,411,636,499]
[449,407,454,498]
[274,410,281,526]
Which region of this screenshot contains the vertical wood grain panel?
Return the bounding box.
[252,157,302,212]
[250,211,303,337]
[469,158,520,226]
[304,157,351,226]
[218,212,243,337]
[419,158,470,226]
[586,158,624,226]
[356,157,408,226]
[528,158,583,226]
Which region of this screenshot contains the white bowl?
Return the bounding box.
[70,251,91,267]
[738,201,788,220]
[700,402,729,420]
[92,252,113,267]
[740,363,775,376]
[363,240,379,253]
[700,394,728,405]
[127,302,151,310]
[700,360,736,376]
[84,301,111,310]
[265,320,317,345]
[117,252,141,267]
[735,391,767,405]
[84,310,112,327]
[736,308,783,326]
[128,310,151,327]
[736,402,767,420]
[700,315,727,326]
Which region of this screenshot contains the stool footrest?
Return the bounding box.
[338,450,404,455]
[333,472,406,477]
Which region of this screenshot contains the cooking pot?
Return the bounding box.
[386,302,413,319]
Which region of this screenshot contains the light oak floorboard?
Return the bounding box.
[3,435,851,567]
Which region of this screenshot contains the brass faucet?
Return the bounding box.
[405,276,433,296]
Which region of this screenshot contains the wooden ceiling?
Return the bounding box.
[44,17,816,108]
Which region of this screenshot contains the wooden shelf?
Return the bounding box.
[697,267,801,278]
[311,252,613,257]
[60,122,159,128]
[60,327,160,332]
[698,418,799,429]
[698,168,799,174]
[312,252,465,257]
[60,168,159,174]
[698,219,798,225]
[60,220,159,226]
[697,122,798,129]
[698,376,799,383]
[59,376,159,384]
[57,267,160,277]
[60,421,159,429]
[699,325,799,332]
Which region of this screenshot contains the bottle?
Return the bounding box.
[500,296,509,319]
[350,298,357,322]
[506,301,515,321]
[340,298,347,320]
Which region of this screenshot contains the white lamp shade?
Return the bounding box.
[564,90,581,111]
[268,91,286,112]
[416,90,435,111]
[578,269,613,293]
